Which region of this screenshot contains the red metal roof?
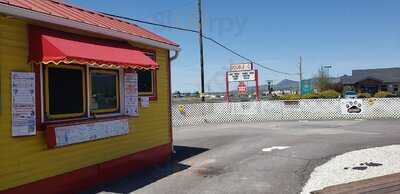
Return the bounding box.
[0,0,178,47]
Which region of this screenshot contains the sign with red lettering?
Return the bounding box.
[238,82,247,94]
[124,72,138,116]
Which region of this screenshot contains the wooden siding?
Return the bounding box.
[0,17,171,191]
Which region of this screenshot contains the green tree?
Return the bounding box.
[314,68,330,92]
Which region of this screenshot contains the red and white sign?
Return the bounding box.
[230,63,253,72]
[238,82,247,94]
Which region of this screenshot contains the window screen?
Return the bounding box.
[91,70,119,112]
[48,67,84,116]
[138,70,153,94]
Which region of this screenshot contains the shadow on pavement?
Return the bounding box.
[80,145,209,194]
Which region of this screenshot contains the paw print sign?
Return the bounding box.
[341,99,364,114]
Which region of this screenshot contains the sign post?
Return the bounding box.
[225,71,230,102]
[255,69,260,101]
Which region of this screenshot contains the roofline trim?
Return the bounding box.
[0,3,181,51]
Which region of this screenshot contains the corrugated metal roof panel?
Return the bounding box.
[0,0,178,47]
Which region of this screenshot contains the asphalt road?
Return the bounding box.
[82,120,400,194]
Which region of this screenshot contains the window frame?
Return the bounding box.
[138,70,156,96]
[44,64,87,120]
[89,69,120,115]
[138,51,157,100]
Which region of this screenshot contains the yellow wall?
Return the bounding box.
[0,17,171,191]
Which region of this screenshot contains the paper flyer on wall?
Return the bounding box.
[124,72,138,116]
[11,72,36,136]
[140,96,149,108]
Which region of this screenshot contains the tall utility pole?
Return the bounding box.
[198,0,205,102]
[299,56,303,95]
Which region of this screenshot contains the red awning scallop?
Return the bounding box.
[29,26,158,70]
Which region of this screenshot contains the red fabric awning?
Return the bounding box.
[29,26,158,70]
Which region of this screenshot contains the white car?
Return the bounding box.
[344,91,358,99]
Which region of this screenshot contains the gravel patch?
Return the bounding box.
[301,145,400,194]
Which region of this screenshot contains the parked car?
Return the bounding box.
[344,91,358,99]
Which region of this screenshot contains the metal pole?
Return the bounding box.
[198,0,205,102]
[225,71,229,102]
[255,69,260,101]
[299,56,303,96]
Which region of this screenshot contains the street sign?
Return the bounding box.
[230,63,253,72]
[301,80,313,95]
[228,70,256,82]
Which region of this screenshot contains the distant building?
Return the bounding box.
[341,68,400,95]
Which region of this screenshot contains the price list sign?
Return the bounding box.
[11,72,36,136]
[124,72,139,116]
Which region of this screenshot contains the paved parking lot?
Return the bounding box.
[82,120,400,194]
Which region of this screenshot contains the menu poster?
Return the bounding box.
[11,72,36,136]
[124,72,138,116]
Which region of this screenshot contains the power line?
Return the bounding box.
[101,12,198,33]
[100,12,297,76]
[202,36,296,75]
[144,0,197,17]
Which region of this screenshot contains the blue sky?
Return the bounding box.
[67,0,400,92]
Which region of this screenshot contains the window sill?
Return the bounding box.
[42,114,134,129]
[44,115,134,149]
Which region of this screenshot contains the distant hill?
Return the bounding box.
[275,79,299,90]
[243,79,299,93]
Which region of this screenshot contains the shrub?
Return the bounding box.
[302,93,320,99]
[357,92,371,98]
[279,94,301,100]
[374,91,393,98]
[319,90,340,99]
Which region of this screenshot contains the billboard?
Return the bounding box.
[228,70,256,82]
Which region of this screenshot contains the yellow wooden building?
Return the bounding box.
[0,1,179,193]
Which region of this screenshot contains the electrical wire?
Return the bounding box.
[143,0,197,17]
[101,12,198,33]
[100,12,297,76]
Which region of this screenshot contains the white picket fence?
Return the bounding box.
[172,98,400,127]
